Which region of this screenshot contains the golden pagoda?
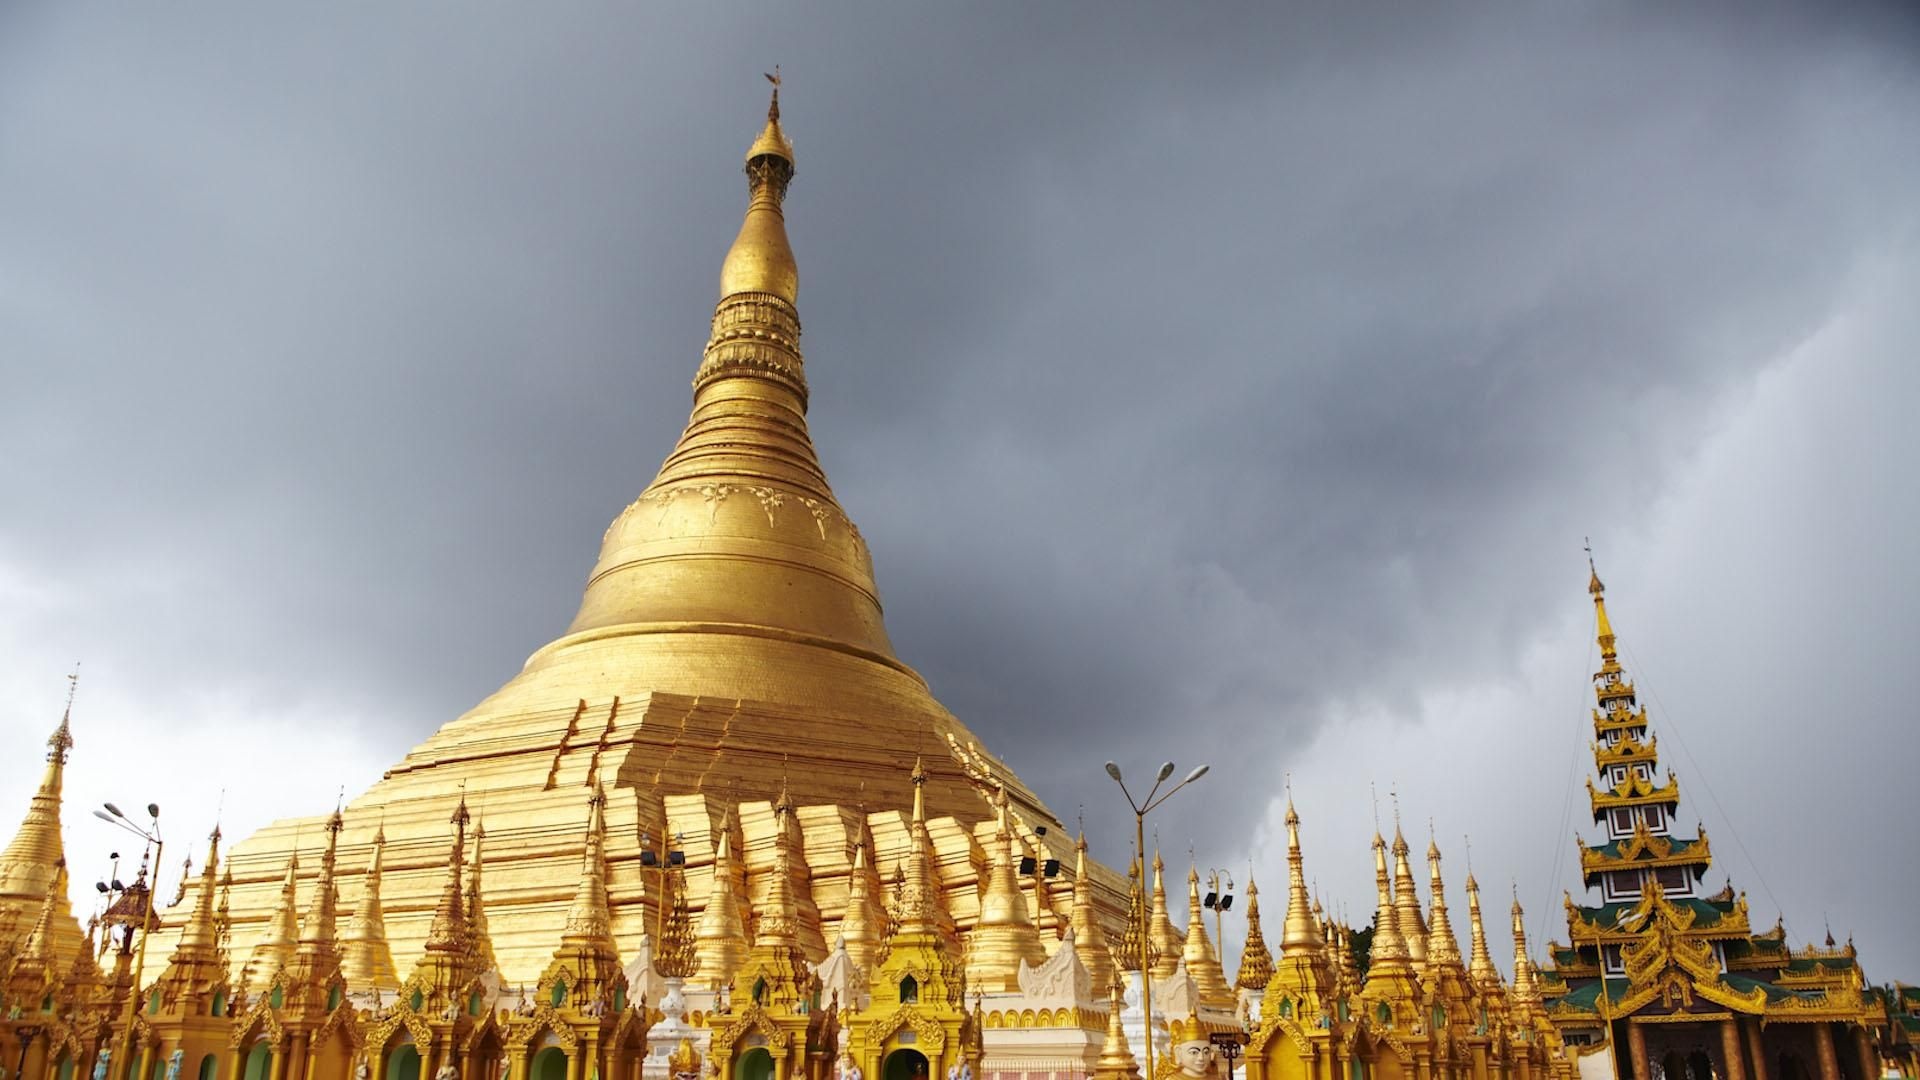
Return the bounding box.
[0,696,87,971]
[156,74,1121,1012]
[1538,566,1902,1080]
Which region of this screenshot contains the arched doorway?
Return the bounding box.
[735,1048,775,1080]
[883,1050,928,1080]
[199,1055,219,1080]
[385,1046,422,1080]
[1687,1052,1715,1080]
[532,1048,569,1080]
[1662,1053,1687,1080]
[244,1044,273,1080]
[56,1055,75,1080]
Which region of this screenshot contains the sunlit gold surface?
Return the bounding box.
[170,90,1122,991]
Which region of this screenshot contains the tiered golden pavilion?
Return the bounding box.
[1532,570,1913,1080]
[2,84,1914,1080]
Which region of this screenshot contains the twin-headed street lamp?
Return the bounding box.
[93,802,161,1080]
[1104,759,1209,1077]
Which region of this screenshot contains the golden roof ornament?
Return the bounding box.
[341,825,399,991]
[694,806,749,988]
[1181,862,1232,1006]
[1510,890,1540,1005]
[1423,834,1463,969]
[0,671,86,969]
[465,818,499,971]
[248,849,302,984]
[1117,855,1148,974]
[1390,812,1429,971]
[1234,876,1273,990]
[1464,872,1499,990]
[1093,973,1142,1080]
[562,783,615,945]
[1366,833,1408,964]
[1280,798,1322,954]
[656,856,698,980]
[1071,831,1116,990]
[1146,847,1182,978]
[424,796,472,956]
[295,809,344,958]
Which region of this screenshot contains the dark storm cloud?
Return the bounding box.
[2,4,1917,973]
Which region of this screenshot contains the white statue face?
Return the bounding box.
[1175,1041,1215,1079]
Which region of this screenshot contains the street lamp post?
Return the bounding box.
[94,803,162,1080]
[1104,759,1209,1078]
[1203,869,1235,956]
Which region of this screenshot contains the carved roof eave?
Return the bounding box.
[1586,775,1681,812]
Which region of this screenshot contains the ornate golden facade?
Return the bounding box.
[1535,568,1914,1080]
[3,83,1916,1080]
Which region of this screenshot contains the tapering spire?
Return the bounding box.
[839,832,885,973]
[967,784,1044,990]
[341,826,399,991]
[1118,855,1147,974]
[465,819,498,972]
[295,810,344,961]
[1071,832,1116,990]
[656,854,698,980]
[22,858,66,966]
[1367,833,1408,965]
[1590,556,1615,660]
[1093,974,1142,1080]
[1465,873,1499,990]
[694,806,749,988]
[756,783,800,946]
[562,784,615,947]
[1390,820,1428,971]
[566,78,897,663]
[1280,799,1322,953]
[248,849,302,983]
[893,759,945,936]
[175,827,223,955]
[1181,862,1232,1005]
[0,681,84,967]
[1146,847,1182,978]
[1424,837,1462,969]
[1234,877,1274,990]
[1510,893,1539,1005]
[424,797,470,955]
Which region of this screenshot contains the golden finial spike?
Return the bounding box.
[764,66,781,121]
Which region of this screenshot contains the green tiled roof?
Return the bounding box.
[1555,979,1630,1010]
[1722,974,1821,1005]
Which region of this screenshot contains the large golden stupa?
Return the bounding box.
[199,86,1112,987]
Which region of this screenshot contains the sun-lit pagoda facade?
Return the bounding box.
[1239,800,1576,1080]
[1537,569,1912,1080]
[0,87,1272,1080]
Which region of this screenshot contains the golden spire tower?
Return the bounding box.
[694,808,749,989]
[1072,831,1117,991]
[285,809,345,987]
[1390,821,1429,973]
[465,818,498,974]
[203,75,1079,992]
[1509,893,1539,1007]
[1424,836,1462,968]
[246,850,301,986]
[1463,872,1500,994]
[1266,801,1330,1014]
[966,786,1046,991]
[1233,877,1273,992]
[1092,975,1143,1080]
[340,826,399,991]
[1146,848,1182,979]
[0,686,86,968]
[837,831,885,975]
[1180,862,1232,1007]
[1358,831,1421,1022]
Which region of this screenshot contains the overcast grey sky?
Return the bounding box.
[3,4,1916,980]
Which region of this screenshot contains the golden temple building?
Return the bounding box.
[3,81,1916,1080]
[1534,568,1917,1080]
[0,85,1239,1080]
